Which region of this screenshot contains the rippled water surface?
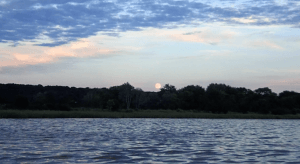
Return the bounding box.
[1,119,300,163]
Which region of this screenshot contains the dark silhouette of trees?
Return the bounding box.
[0,82,300,115]
[133,88,145,109]
[277,91,300,114]
[107,99,116,111]
[83,91,101,108]
[118,82,134,110]
[142,92,160,109]
[178,85,205,110]
[15,95,29,109]
[158,84,178,109]
[255,87,276,96]
[205,83,237,113]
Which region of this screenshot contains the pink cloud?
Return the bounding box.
[0,39,116,68]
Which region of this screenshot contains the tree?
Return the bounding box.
[143,92,160,109]
[255,87,276,96]
[118,82,134,109]
[178,85,205,110]
[157,84,178,109]
[133,88,145,109]
[278,91,300,113]
[161,92,179,109]
[159,84,177,96]
[206,83,231,113]
[107,99,115,111]
[15,95,29,109]
[82,91,101,108]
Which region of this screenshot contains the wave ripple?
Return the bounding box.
[0,119,300,163]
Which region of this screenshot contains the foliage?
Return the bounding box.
[14,95,29,109]
[118,82,134,109]
[1,83,300,115]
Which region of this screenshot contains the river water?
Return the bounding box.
[0,119,300,163]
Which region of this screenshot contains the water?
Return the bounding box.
[0,119,300,163]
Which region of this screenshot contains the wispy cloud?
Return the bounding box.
[231,16,258,24]
[269,79,300,86]
[0,0,300,47]
[0,38,117,68]
[168,29,236,45]
[183,31,202,35]
[248,40,284,50]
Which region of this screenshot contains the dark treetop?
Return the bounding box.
[1,82,300,115]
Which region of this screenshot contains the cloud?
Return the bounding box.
[0,0,299,47]
[168,29,236,45]
[269,79,300,86]
[0,38,117,68]
[248,40,284,50]
[183,31,202,35]
[0,0,10,5]
[231,16,257,24]
[0,57,78,75]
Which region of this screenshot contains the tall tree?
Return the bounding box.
[178,85,205,110]
[133,88,145,109]
[118,82,134,109]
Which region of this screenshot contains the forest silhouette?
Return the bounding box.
[0,82,300,115]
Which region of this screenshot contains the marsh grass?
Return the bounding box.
[1,109,300,119]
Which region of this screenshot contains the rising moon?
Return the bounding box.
[155,83,162,89]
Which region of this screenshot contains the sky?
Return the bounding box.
[1,0,300,93]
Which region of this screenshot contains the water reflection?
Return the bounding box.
[0,119,300,163]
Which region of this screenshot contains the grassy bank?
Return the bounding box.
[1,109,300,119]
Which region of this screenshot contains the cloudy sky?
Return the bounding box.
[1,0,300,92]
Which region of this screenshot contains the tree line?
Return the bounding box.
[0,82,300,115]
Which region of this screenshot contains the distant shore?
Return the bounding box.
[1,109,300,119]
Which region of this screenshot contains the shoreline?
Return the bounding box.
[1,109,300,119]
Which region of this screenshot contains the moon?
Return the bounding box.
[155,83,162,89]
